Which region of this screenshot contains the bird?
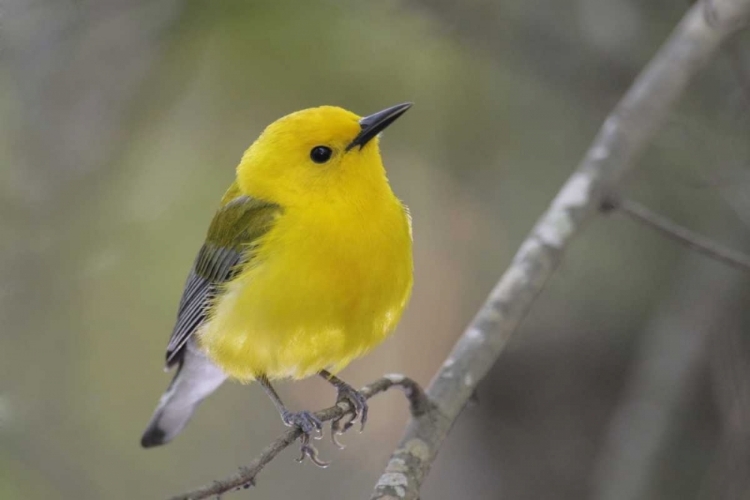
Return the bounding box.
[140,103,414,464]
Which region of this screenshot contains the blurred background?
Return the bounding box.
[2,1,750,499]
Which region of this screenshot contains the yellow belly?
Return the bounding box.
[198,204,413,381]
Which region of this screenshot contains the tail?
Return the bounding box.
[141,345,227,448]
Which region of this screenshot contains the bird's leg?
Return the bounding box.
[319,370,368,449]
[256,375,328,467]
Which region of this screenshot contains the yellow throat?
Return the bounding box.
[198,104,414,381]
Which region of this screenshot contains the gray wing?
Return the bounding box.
[163,194,281,368]
[165,245,242,367]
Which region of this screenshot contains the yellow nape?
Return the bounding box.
[198,105,414,382]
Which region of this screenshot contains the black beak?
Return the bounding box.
[346,102,412,151]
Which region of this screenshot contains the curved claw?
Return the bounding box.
[296,433,330,468]
[331,431,346,450]
[312,425,324,441]
[334,386,369,433]
[331,410,356,437]
[330,417,350,450]
[281,410,328,467]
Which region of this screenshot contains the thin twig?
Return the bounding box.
[167,1,750,498]
[169,375,430,500]
[604,197,750,273]
[369,1,750,499]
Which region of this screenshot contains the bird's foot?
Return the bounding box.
[281,410,328,468]
[330,386,368,449]
[282,409,323,436]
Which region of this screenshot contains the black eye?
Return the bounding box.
[310,146,333,164]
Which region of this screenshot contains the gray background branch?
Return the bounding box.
[3,1,750,499]
[371,1,750,498]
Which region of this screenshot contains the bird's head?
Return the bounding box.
[236,103,411,207]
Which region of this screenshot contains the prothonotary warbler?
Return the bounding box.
[141,103,414,464]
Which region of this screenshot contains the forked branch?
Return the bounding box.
[168,1,750,499]
[369,1,750,498]
[169,375,431,500]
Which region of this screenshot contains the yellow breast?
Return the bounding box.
[199,199,413,381]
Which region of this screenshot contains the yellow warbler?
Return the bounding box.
[141,103,413,464]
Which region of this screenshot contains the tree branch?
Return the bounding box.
[604,197,750,273]
[169,375,430,500]
[167,1,750,498]
[369,1,750,499]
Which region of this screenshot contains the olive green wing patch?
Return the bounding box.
[165,195,280,367]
